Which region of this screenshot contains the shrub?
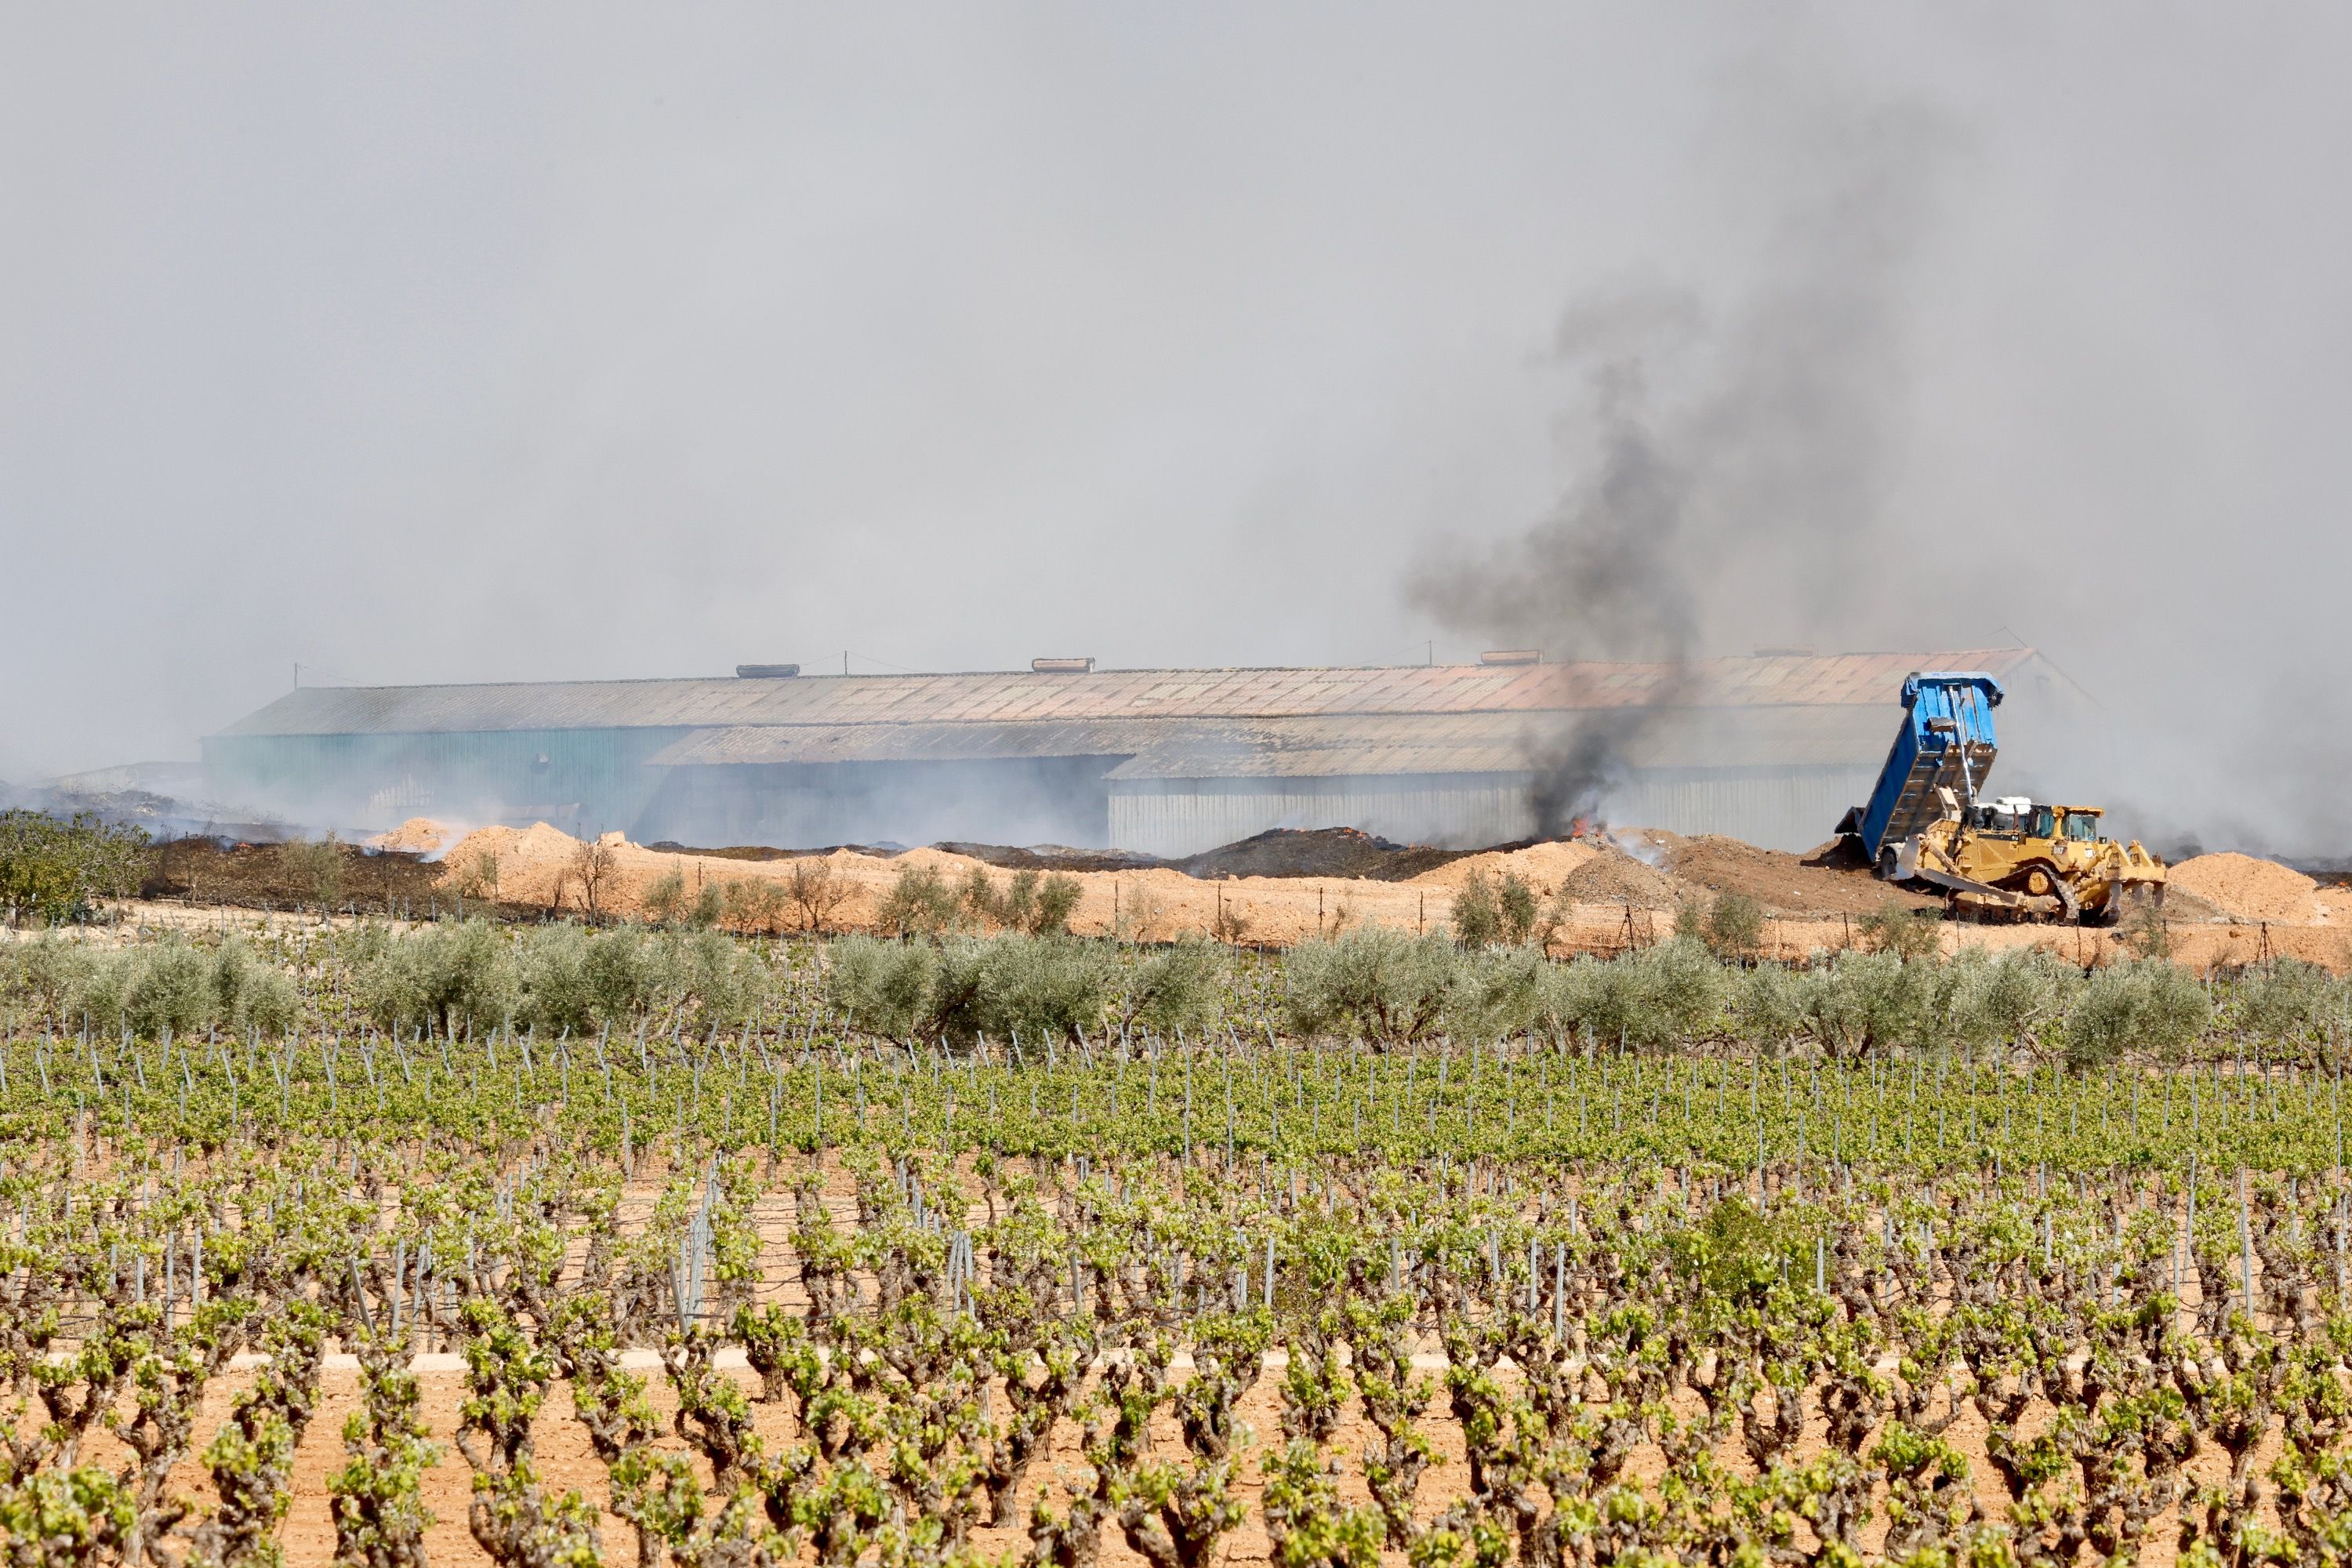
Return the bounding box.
[2063,960,2212,1072]
[2119,897,2172,961]
[568,837,618,915]
[785,858,849,931]
[1857,901,1943,960]
[1029,873,1083,937]
[582,926,668,1025]
[824,933,1114,1047]
[1450,871,1502,950]
[960,869,1084,936]
[514,924,594,1033]
[1798,949,1940,1060]
[1455,869,1544,949]
[974,937,1114,1047]
[1726,962,1806,1051]
[5,932,92,1022]
[1498,873,1541,947]
[824,936,939,1039]
[1117,940,1228,1039]
[1640,936,1730,1043]
[215,936,299,1034]
[661,929,750,1027]
[1209,893,1253,945]
[29,935,299,1038]
[1946,947,2077,1059]
[877,864,958,937]
[127,940,218,1037]
[1701,892,1766,962]
[1443,944,1545,1041]
[0,810,150,924]
[280,837,346,909]
[451,848,501,902]
[228,964,297,1034]
[2232,959,2341,1050]
[357,920,515,1036]
[1541,937,1727,1051]
[960,867,1005,925]
[720,878,787,935]
[1284,929,1457,1041]
[643,869,688,927]
[66,949,136,1031]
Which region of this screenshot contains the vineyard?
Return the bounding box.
[5,914,2352,1568]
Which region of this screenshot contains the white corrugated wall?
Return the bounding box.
[1602,767,1879,852]
[1109,777,1534,858]
[1109,766,1877,858]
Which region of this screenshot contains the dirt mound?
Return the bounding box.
[1408,839,1602,891]
[2158,886,2228,924]
[1174,827,1472,882]
[368,818,447,854]
[1553,845,1686,910]
[643,841,799,861]
[935,842,1164,873]
[1802,836,1874,872]
[2169,852,2320,924]
[1670,833,1936,916]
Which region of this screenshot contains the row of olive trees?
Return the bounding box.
[821,932,1225,1047]
[347,920,763,1039]
[6,913,2340,1063]
[1279,925,2322,1067]
[0,931,298,1037]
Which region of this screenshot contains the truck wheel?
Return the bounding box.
[1878,848,1899,881]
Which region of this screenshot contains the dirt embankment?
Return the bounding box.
[2168,851,2324,925]
[1669,834,1940,917]
[405,820,2347,971]
[1174,827,1483,882]
[143,837,445,914]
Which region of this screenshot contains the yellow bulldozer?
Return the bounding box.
[1892,791,2167,924]
[1836,672,2165,924]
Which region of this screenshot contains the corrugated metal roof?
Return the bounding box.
[216,648,2041,739]
[648,704,1902,780]
[648,720,1174,768]
[1101,706,1900,779]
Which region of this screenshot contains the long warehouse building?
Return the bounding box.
[202,648,2091,857]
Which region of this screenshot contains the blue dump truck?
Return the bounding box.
[1835,672,2005,880]
[1835,671,2165,923]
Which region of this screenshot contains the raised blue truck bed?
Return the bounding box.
[1837,672,2004,870]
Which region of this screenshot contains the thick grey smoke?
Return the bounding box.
[6,10,2352,858]
[1411,80,1957,830]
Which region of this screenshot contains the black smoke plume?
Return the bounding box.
[1410,78,1957,833]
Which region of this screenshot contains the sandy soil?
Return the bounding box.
[60,1345,2249,1568]
[41,1160,2265,1568]
[418,822,2352,974]
[2169,851,2322,925]
[368,817,449,855]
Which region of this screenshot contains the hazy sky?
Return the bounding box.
[5,6,2350,848]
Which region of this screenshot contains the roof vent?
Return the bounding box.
[1030,656,1094,673]
[735,663,800,679]
[1479,649,1541,666]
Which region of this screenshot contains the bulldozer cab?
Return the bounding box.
[1963,799,2105,844]
[2050,806,2105,842]
[1964,795,2034,835]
